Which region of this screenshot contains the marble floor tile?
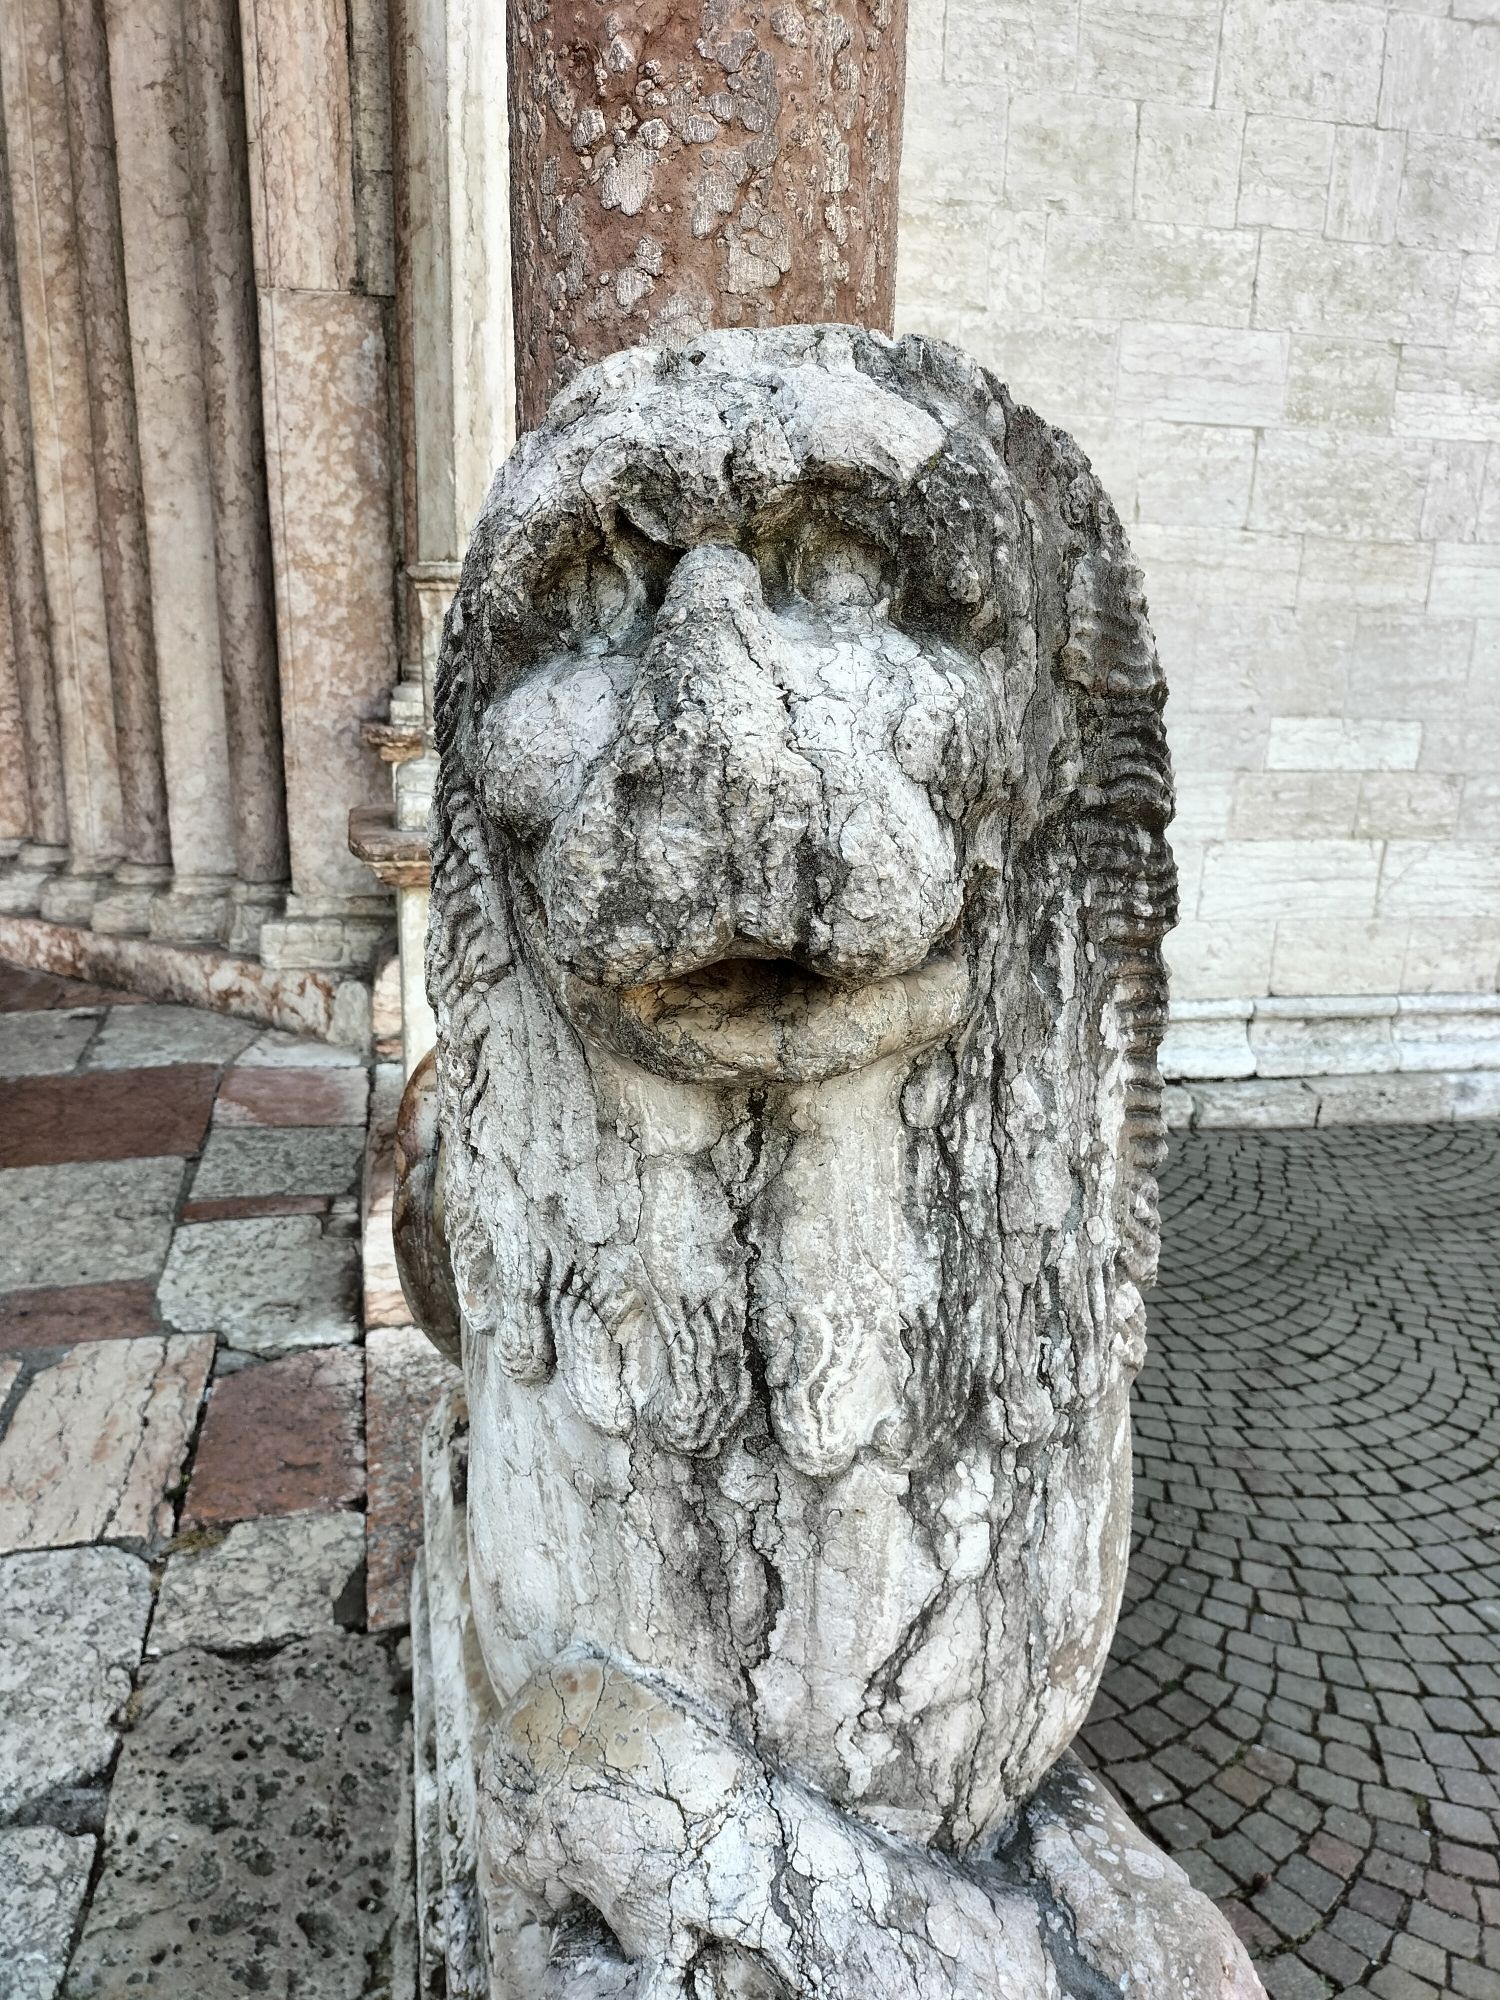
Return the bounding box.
[190,1124,365,1200]
[0,1827,97,2000]
[0,1335,215,1552]
[0,1280,160,1356]
[149,1510,366,1654]
[83,1004,260,1071]
[0,1546,152,1819]
[181,1345,364,1527]
[213,1063,370,1128]
[0,1010,98,1078]
[0,1064,218,1168]
[0,1157,184,1290]
[156,1215,359,1353]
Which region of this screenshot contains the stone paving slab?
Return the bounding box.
[190,1123,367,1200]
[0,1281,161,1356]
[65,1635,411,1999]
[0,1156,184,1291]
[149,1511,367,1654]
[0,1827,97,2000]
[156,1214,360,1352]
[364,1327,454,1631]
[0,1064,219,1168]
[234,1027,367,1068]
[0,1546,151,1821]
[182,1345,365,1528]
[0,1010,98,1078]
[213,1062,371,1127]
[0,1335,215,1553]
[82,1003,261,1070]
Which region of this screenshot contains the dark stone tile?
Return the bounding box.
[0,1065,217,1168]
[179,1193,331,1223]
[0,1280,159,1355]
[212,1065,369,1129]
[182,1346,364,1529]
[0,965,143,1011]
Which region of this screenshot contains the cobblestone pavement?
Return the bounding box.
[1080,1123,1500,2000]
[0,966,448,1999]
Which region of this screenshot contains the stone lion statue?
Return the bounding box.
[400,326,1261,1999]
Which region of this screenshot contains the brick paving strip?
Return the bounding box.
[1,962,1496,1996]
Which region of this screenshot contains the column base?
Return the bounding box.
[225,882,287,957]
[149,875,236,945]
[412,1390,1265,2000]
[92,863,175,936]
[0,844,68,916]
[38,869,114,925]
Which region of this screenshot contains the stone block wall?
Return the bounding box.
[896,0,1500,1014]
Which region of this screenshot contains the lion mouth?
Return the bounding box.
[552,941,973,1085]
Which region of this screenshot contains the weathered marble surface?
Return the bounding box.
[0,1826,96,2000]
[0,1335,214,1552]
[65,1635,411,1998]
[0,1546,151,1820]
[0,1156,182,1291]
[148,1510,365,1653]
[411,329,1257,1993]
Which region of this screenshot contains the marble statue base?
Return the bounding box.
[412,1390,1261,2000]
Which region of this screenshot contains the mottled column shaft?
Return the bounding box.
[0,0,125,903]
[59,0,170,877]
[0,101,64,853]
[240,0,396,938]
[507,0,908,430]
[104,0,239,937]
[183,0,289,890]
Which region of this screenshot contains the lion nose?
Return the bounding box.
[653,543,766,635]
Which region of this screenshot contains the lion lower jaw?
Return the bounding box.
[548,941,976,1085]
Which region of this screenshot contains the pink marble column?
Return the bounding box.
[0,523,31,858]
[0,98,66,906]
[182,0,289,945]
[0,0,125,921]
[240,0,396,972]
[103,0,239,944]
[59,0,171,933]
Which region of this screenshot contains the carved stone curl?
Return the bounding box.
[401,326,1264,1997]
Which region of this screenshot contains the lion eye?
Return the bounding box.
[792,532,888,610]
